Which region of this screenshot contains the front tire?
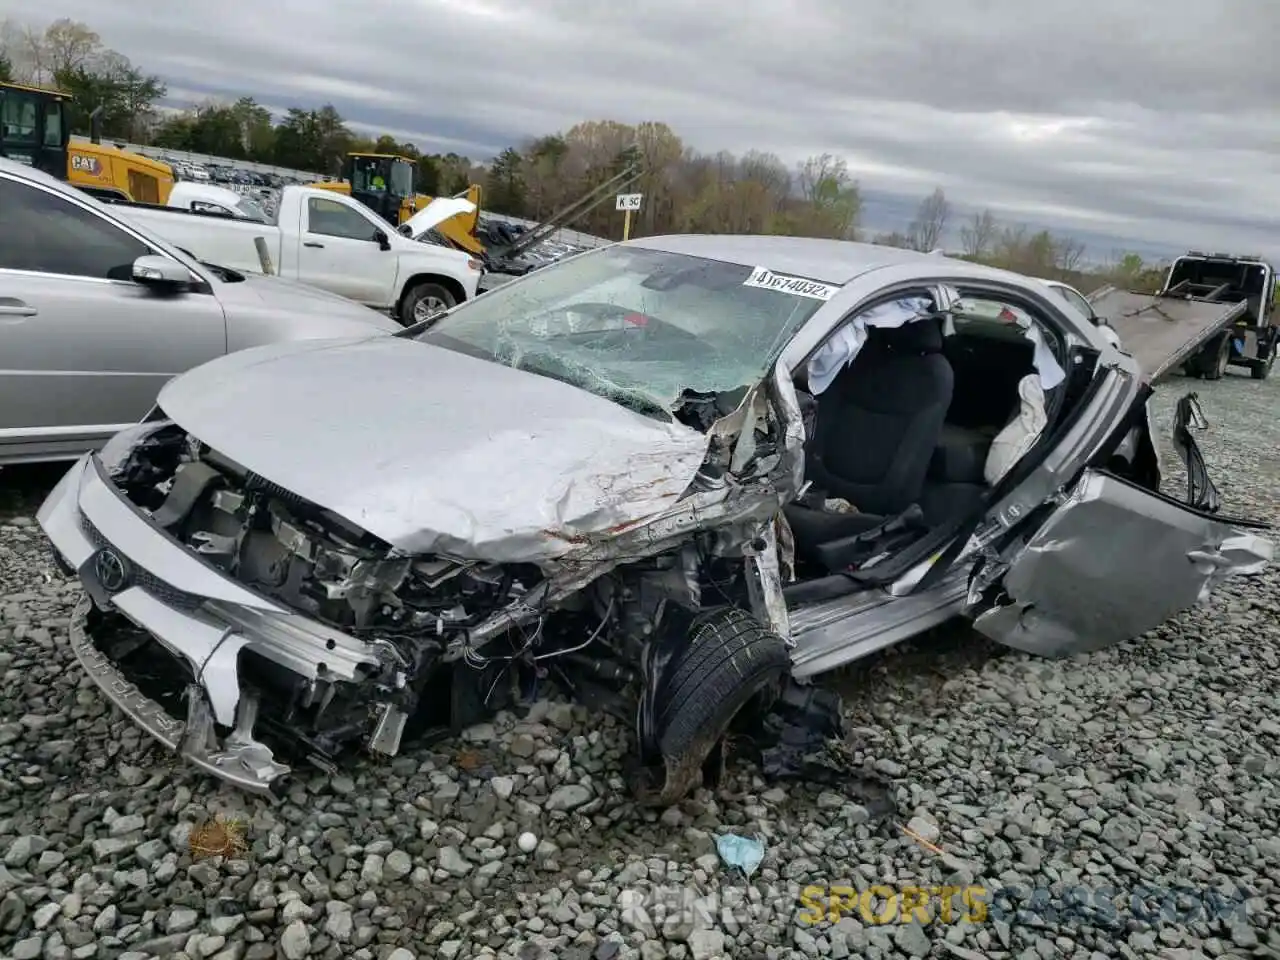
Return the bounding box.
[631,608,790,807]
[1250,343,1275,381]
[398,282,456,327]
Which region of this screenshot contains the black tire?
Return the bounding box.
[1202,335,1231,381]
[632,608,790,807]
[398,282,456,327]
[1251,346,1275,381]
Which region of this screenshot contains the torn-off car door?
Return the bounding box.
[966,465,1271,657]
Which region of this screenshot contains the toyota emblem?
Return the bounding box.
[93,548,131,593]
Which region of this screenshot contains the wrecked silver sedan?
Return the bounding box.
[37,236,1273,802]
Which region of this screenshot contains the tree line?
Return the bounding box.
[2,16,1172,292]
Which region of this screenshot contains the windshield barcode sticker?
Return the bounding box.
[743,267,840,301]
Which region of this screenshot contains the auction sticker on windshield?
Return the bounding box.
[743,267,841,301]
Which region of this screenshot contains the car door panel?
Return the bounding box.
[968,468,1271,657]
[0,173,229,462]
[0,270,227,439]
[296,197,397,307]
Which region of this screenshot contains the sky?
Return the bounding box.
[7,0,1279,263]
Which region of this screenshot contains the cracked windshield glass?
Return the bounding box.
[416,246,825,420]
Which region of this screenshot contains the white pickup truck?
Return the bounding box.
[114,186,483,324]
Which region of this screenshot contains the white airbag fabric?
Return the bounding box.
[805,288,1066,396]
[984,374,1048,485]
[806,297,936,395]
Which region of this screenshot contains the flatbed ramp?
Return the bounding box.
[1087,286,1247,381]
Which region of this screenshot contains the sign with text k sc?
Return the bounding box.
[616,193,643,211]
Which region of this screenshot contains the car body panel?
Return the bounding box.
[119,185,481,311]
[32,231,1275,797]
[0,269,227,461]
[154,335,710,562]
[788,566,971,678]
[295,195,402,305]
[403,197,478,240]
[0,158,399,466]
[168,182,268,221]
[968,469,1272,656]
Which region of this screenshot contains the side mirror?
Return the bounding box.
[374,229,392,251]
[131,255,191,292]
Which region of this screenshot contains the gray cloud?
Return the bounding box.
[7,0,1279,260]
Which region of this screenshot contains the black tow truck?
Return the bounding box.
[1089,251,1277,382]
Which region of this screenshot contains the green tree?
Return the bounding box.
[188,104,247,157]
[783,153,860,239]
[0,50,12,81]
[416,155,441,194]
[271,107,323,170]
[269,105,352,173]
[485,146,526,215]
[54,53,166,143]
[231,97,274,159]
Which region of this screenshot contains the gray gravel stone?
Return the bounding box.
[0,374,1276,960]
[278,919,310,960]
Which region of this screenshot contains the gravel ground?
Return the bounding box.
[1,371,1277,960]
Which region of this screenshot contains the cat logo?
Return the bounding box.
[70,154,102,176]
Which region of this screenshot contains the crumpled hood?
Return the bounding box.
[155,337,709,561]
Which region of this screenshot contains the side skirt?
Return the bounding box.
[786,565,971,679]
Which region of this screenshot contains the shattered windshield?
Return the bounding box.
[417,246,827,418]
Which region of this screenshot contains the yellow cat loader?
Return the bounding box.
[310,153,484,255]
[0,80,174,203]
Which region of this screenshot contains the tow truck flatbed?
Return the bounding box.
[1087,286,1249,381]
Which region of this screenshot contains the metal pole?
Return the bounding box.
[253,237,274,275]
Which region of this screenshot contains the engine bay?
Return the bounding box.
[111,424,539,640]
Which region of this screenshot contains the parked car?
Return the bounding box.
[1037,278,1122,349]
[167,182,270,222]
[114,186,483,324]
[37,236,1271,802]
[0,158,400,466]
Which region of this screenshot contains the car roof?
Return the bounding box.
[0,156,80,196]
[626,234,945,284]
[624,234,1049,291]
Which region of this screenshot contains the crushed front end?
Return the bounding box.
[37,423,544,795]
[37,372,803,801]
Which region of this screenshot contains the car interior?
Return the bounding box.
[782,291,1062,581]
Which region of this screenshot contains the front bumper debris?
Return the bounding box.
[68,595,289,794]
[37,453,390,795]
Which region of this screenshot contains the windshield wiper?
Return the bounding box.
[609,391,673,422]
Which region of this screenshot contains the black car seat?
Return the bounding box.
[785,318,954,568]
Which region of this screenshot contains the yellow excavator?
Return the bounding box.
[0,80,174,203]
[310,152,484,255]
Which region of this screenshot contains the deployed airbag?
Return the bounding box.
[984,374,1048,485]
[806,289,1067,396]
